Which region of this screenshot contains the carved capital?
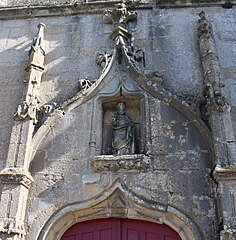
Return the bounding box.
[92,154,151,172]
[0,218,26,237]
[212,164,236,181]
[0,168,34,189]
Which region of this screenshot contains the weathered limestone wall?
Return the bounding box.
[0,2,236,240]
[0,0,229,8]
[28,87,214,239]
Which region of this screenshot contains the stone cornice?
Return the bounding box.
[0,168,34,188]
[159,0,235,8]
[0,2,152,20]
[0,1,234,20]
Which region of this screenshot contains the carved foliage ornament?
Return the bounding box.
[103,3,137,28]
[77,51,114,93]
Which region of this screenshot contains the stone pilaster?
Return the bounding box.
[0,23,46,240]
[198,11,236,238]
[213,166,236,240]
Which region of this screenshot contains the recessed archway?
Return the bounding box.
[36,179,206,240]
[61,218,181,240]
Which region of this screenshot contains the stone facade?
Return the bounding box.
[0,1,236,240]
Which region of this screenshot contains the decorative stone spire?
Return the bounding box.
[198,12,236,240]
[198,11,228,114]
[104,2,137,45]
[15,23,46,124]
[0,23,46,240]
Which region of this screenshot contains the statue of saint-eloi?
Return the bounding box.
[112,102,135,155]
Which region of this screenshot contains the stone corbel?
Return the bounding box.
[0,168,34,189]
[92,154,151,172]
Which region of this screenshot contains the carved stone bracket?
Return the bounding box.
[92,154,151,172]
[0,218,26,237]
[0,168,34,189]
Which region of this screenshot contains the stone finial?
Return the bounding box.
[198,11,212,39]
[104,3,137,29]
[27,22,46,70]
[30,23,46,55]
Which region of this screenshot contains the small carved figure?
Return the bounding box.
[112,102,135,155]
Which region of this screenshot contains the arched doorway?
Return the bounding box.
[61,218,181,240]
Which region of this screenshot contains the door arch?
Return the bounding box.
[61,218,181,240]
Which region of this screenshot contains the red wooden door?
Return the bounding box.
[61,218,181,240]
[61,218,120,240]
[121,219,181,240]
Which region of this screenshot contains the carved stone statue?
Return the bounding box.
[112,102,135,155]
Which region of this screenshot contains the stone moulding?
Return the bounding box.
[0,168,34,188]
[0,218,26,237]
[92,154,151,172]
[0,1,231,21]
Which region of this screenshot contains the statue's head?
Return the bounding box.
[117,102,126,114]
